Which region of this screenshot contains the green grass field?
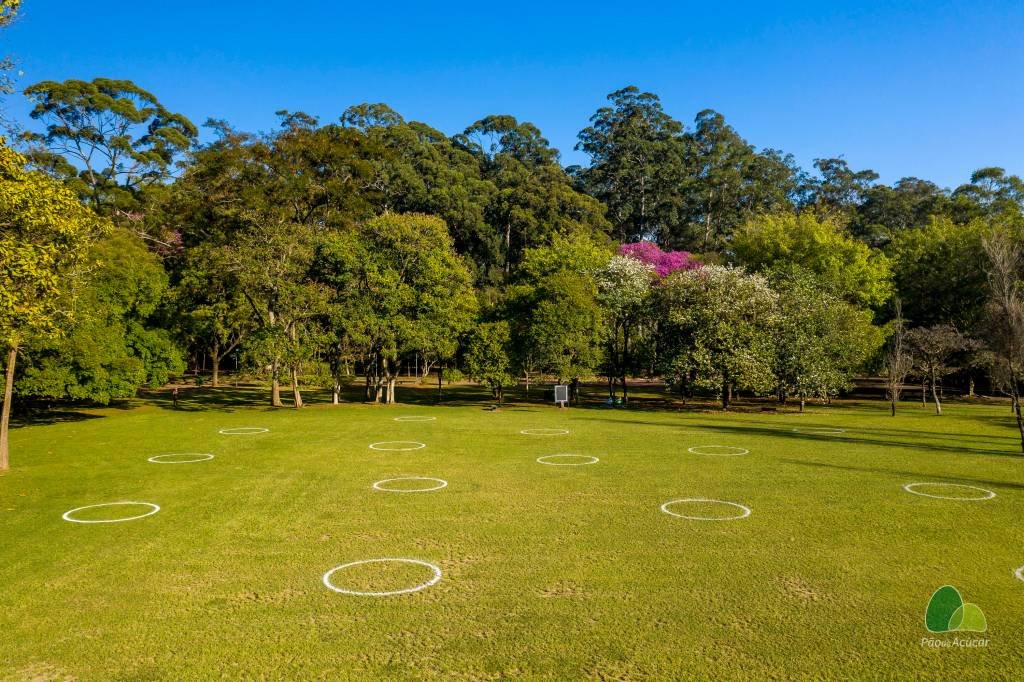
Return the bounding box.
[2,386,1022,680]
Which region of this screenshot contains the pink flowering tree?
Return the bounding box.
[618,241,700,277]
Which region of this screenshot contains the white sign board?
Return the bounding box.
[554,384,569,406]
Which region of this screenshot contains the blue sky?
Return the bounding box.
[5,1,1023,188]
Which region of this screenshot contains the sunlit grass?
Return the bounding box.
[1,387,1021,679]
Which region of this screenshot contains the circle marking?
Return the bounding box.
[148,453,214,464]
[219,427,268,435]
[369,441,427,451]
[660,498,751,521]
[322,558,442,596]
[687,445,749,457]
[536,454,599,466]
[393,416,436,422]
[62,502,161,524]
[520,428,569,436]
[372,477,448,492]
[902,482,996,500]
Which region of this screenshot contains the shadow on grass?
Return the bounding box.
[570,415,1024,458]
[11,410,105,427]
[780,458,1024,492]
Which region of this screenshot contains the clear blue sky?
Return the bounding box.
[5,1,1023,188]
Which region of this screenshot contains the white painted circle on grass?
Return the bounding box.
[687,445,749,457]
[520,428,569,436]
[1015,566,1024,583]
[322,558,442,596]
[902,482,996,501]
[369,441,426,451]
[148,453,214,464]
[536,454,599,466]
[373,477,448,492]
[218,427,268,435]
[393,416,437,422]
[62,502,161,524]
[791,427,845,435]
[660,498,751,521]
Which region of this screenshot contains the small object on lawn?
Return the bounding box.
[554,384,569,408]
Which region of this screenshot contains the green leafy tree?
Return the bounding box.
[0,141,107,469]
[658,265,777,409]
[953,168,1024,219]
[22,78,197,225]
[341,105,496,275]
[18,229,184,404]
[855,177,951,244]
[575,86,686,244]
[681,110,799,251]
[732,211,892,308]
[506,233,610,383]
[887,216,990,329]
[167,244,253,387]
[330,213,477,404]
[769,266,882,410]
[807,157,879,217]
[464,321,516,403]
[460,114,610,276]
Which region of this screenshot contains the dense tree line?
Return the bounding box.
[1,1,1023,466]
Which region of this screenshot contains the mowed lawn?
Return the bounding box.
[1,387,1022,680]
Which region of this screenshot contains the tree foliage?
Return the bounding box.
[732,211,892,308]
[0,139,107,468]
[23,78,197,217]
[658,265,777,408]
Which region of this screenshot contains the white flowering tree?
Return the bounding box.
[595,255,655,401]
[657,265,777,409]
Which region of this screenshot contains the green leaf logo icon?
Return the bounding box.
[925,585,987,633]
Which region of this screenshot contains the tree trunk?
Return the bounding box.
[921,377,927,406]
[291,365,303,409]
[0,344,16,471]
[621,326,630,404]
[270,357,283,407]
[1014,394,1024,455]
[930,369,941,415]
[1010,365,1024,454]
[799,394,805,413]
[333,379,341,405]
[890,397,896,417]
[721,377,730,410]
[505,221,512,275]
[437,366,443,403]
[211,339,220,387]
[387,377,396,404]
